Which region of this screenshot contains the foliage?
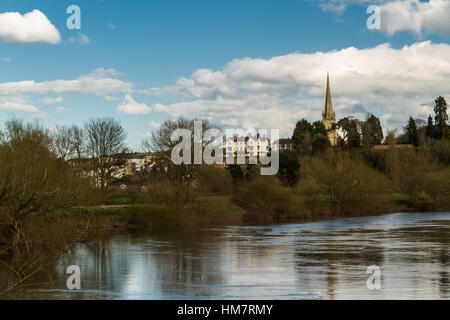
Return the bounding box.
[362,114,383,147]
[231,176,293,219]
[277,151,300,186]
[434,96,448,139]
[0,119,92,247]
[338,117,361,148]
[405,117,419,147]
[311,133,330,155]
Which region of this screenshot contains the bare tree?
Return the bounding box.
[84,118,128,190]
[0,119,86,247]
[141,117,217,185]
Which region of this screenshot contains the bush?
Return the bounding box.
[196,166,233,195]
[146,177,197,210]
[300,150,392,215]
[231,176,293,220]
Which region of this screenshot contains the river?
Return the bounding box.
[3,212,450,299]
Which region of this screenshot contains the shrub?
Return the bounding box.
[196,166,233,195]
[231,176,293,220]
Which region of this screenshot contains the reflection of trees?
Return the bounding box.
[3,216,450,299]
[294,229,385,298]
[148,227,226,297]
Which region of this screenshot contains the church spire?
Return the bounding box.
[323,72,335,120]
[322,72,338,146]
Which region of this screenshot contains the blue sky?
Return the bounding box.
[0,0,449,149]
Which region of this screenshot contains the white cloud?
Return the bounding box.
[0,9,61,44]
[0,96,38,112]
[117,94,152,114]
[2,57,11,62]
[56,106,71,112]
[0,68,132,97]
[381,0,450,37]
[68,32,91,45]
[315,0,450,37]
[107,22,116,30]
[315,0,384,13]
[148,41,450,136]
[40,96,63,105]
[105,95,120,101]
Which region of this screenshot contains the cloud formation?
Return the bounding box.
[117,94,152,114]
[381,0,450,37]
[0,96,38,112]
[0,9,61,44]
[0,68,132,97]
[68,32,91,45]
[317,0,383,13]
[148,41,450,136]
[316,0,450,37]
[0,68,132,116]
[40,96,64,105]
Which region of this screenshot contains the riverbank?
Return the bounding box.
[55,192,441,232]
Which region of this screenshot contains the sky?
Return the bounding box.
[0,0,449,150]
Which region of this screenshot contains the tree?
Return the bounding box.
[292,119,330,155]
[84,118,128,190]
[406,117,419,147]
[277,151,300,187]
[426,114,436,139]
[143,117,215,157]
[0,119,87,246]
[362,114,383,147]
[384,129,397,145]
[142,117,216,183]
[227,165,244,184]
[51,125,84,160]
[311,121,328,138]
[292,119,312,146]
[338,117,361,148]
[434,96,448,139]
[311,133,330,155]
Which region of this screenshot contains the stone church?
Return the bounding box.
[322,73,338,146]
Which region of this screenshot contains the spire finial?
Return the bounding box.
[324,72,334,120]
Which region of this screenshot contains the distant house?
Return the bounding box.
[272,138,295,152]
[112,152,157,178]
[225,134,271,158]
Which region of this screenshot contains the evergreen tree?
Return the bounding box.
[292,119,312,145]
[426,114,436,139]
[338,117,361,148]
[362,114,383,147]
[311,121,328,138]
[406,117,419,147]
[434,96,448,139]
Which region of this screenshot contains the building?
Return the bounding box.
[112,152,157,178]
[225,134,271,158]
[322,73,338,146]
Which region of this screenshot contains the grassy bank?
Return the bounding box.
[54,190,440,232]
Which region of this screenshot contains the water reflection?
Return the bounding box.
[3,212,450,299]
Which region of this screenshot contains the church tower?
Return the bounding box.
[322,73,338,146]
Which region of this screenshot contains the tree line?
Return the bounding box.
[292,96,449,152]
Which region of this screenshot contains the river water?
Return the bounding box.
[4,212,450,299]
